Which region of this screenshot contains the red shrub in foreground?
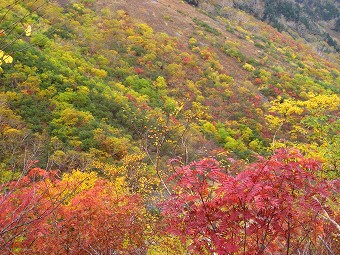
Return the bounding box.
[162,149,339,254]
[0,170,147,255]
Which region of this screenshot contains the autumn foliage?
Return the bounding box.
[0,150,339,254]
[0,0,339,254]
[0,168,147,254]
[161,149,339,254]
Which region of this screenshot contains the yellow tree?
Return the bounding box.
[265,93,340,177]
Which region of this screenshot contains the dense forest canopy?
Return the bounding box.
[0,0,339,254]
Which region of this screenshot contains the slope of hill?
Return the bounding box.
[0,0,338,174]
[193,0,340,55]
[0,0,339,253]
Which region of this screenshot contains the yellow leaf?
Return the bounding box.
[25,25,32,37]
[3,55,13,64]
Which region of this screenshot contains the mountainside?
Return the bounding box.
[0,0,339,254]
[192,0,340,54]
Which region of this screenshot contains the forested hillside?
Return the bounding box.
[194,0,340,54]
[0,0,339,254]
